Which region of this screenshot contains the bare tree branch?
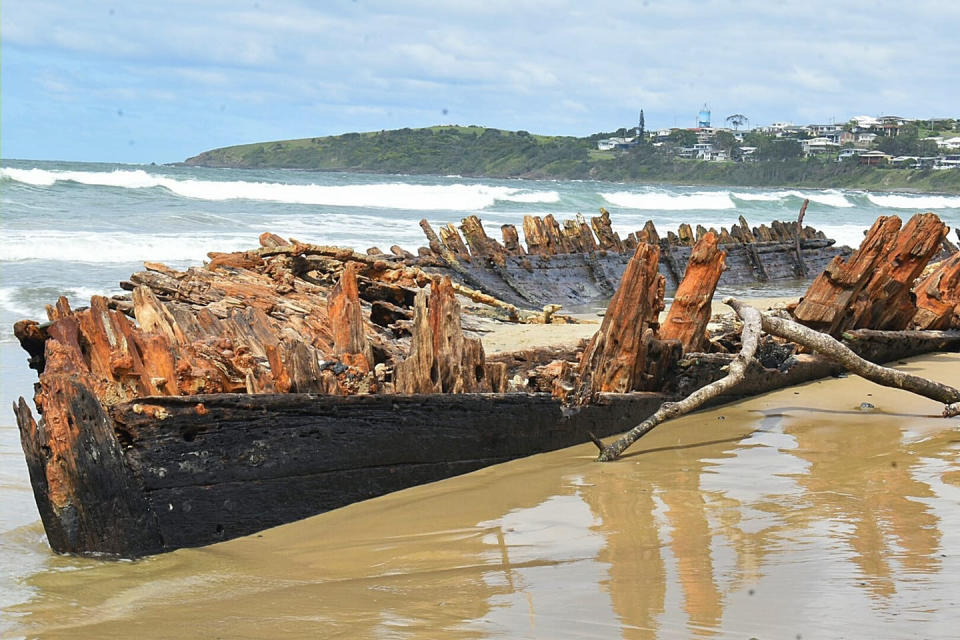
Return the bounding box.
[595,298,960,461]
[726,299,960,414]
[594,298,761,461]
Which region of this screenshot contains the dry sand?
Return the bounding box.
[479,295,796,353]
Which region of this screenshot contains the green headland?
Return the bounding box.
[184,124,960,193]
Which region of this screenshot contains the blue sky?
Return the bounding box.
[3,0,959,164]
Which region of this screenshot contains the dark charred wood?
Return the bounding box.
[370,300,410,328]
[18,390,673,556]
[16,380,163,557]
[356,276,418,307]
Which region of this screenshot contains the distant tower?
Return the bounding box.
[697,103,711,128]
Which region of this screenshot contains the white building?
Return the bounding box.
[597,136,635,151]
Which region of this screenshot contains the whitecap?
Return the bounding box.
[0,287,36,317]
[815,224,871,249]
[0,231,257,263]
[866,193,960,209]
[784,190,854,208]
[732,189,854,207]
[0,167,559,211]
[731,191,784,202]
[599,190,735,210]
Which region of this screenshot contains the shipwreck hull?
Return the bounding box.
[13,211,959,558]
[16,390,667,557]
[413,212,854,308]
[16,329,960,558]
[424,238,846,308]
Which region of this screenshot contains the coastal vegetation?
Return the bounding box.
[185,124,960,193]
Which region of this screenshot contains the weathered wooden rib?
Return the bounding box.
[793,214,948,337]
[12,212,960,558]
[414,211,852,308]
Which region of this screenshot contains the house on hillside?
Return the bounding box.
[938,154,960,169]
[802,137,840,155]
[838,147,870,162]
[850,115,880,130]
[858,150,891,166]
[942,137,960,150]
[597,136,636,151]
[878,116,906,137]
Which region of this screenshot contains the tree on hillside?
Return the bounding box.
[876,124,922,156]
[669,129,697,146]
[757,138,802,161]
[713,130,742,161]
[726,114,749,131]
[638,110,645,138]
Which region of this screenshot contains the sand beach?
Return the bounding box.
[4,338,958,638]
[3,290,959,637]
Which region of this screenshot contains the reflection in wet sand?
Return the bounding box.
[785,410,942,599]
[6,354,960,638]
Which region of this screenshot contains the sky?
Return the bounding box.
[3,0,959,164]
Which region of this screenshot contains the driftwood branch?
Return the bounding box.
[595,297,960,461]
[594,299,762,461]
[726,299,960,416]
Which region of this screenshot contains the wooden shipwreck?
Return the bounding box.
[411,209,856,307]
[12,211,960,558]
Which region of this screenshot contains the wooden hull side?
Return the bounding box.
[15,333,959,558]
[14,377,164,556]
[17,392,667,557]
[427,240,849,308]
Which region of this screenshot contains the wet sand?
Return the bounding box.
[4,347,959,638]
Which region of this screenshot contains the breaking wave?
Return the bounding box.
[0,230,258,263]
[0,285,109,318]
[0,167,560,211]
[732,189,854,207]
[865,193,960,209]
[600,191,735,210]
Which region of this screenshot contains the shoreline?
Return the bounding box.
[176,162,960,196]
[7,157,960,196]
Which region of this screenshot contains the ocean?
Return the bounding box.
[2,160,960,637]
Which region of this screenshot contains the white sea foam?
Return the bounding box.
[600,191,735,210]
[0,287,35,318]
[790,190,854,208]
[866,193,960,209]
[732,189,854,207]
[731,191,783,202]
[0,167,559,210]
[0,231,258,263]
[816,224,871,249]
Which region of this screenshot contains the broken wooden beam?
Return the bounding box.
[571,242,676,402]
[591,208,624,252]
[912,250,960,330]
[794,213,947,336]
[660,232,727,353]
[394,277,506,393]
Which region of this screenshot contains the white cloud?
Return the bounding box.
[3,0,959,161]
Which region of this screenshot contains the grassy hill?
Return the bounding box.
[184,125,960,193]
[185,126,594,177]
